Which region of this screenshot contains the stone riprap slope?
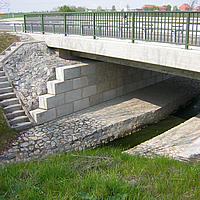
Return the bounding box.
[3,43,80,111]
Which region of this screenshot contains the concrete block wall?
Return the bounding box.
[30,60,172,124]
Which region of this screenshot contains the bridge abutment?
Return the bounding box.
[30,59,172,124]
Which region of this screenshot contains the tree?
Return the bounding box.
[97,5,102,11]
[166,5,172,11]
[172,5,178,11]
[143,7,149,11]
[150,6,159,11]
[111,5,116,11]
[58,5,75,12]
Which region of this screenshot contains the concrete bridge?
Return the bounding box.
[14,11,200,124]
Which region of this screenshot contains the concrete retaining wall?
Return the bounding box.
[30,60,172,124]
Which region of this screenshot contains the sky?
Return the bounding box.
[1,0,197,13]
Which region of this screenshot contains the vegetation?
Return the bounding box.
[0,108,19,154]
[0,147,199,199]
[0,33,20,153]
[0,32,20,53]
[58,5,86,12]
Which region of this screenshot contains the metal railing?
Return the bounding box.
[24,11,200,49]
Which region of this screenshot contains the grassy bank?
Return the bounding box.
[0,33,20,153]
[0,147,199,199]
[0,32,20,53]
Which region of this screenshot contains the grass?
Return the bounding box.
[0,147,199,199]
[0,108,19,154]
[0,32,20,53]
[0,33,20,154]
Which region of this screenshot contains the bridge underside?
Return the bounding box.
[29,33,200,80]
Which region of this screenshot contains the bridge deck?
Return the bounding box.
[29,33,200,80]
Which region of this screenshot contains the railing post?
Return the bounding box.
[24,15,26,33]
[93,12,96,39]
[41,14,44,34]
[132,12,135,43]
[185,13,190,49]
[64,14,67,36]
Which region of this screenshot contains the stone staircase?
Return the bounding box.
[0,42,33,130]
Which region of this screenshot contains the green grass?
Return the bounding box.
[0,33,20,153]
[0,32,20,53]
[0,147,199,199]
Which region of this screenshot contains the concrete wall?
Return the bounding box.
[30,60,172,124]
[28,34,200,80]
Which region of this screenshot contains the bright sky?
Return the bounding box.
[2,0,196,13]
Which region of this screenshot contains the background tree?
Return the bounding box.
[97,5,102,11]
[143,7,149,11]
[58,5,75,12]
[150,6,159,11]
[111,5,116,11]
[166,5,172,11]
[172,5,178,11]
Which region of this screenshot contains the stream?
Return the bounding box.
[105,95,200,150]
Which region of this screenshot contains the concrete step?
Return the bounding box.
[9,115,29,126]
[0,55,5,61]
[4,104,22,113]
[0,87,13,94]
[0,98,19,107]
[0,76,8,82]
[0,71,5,77]
[10,46,18,51]
[0,92,16,100]
[5,50,11,56]
[11,121,32,131]
[6,110,25,120]
[0,81,11,88]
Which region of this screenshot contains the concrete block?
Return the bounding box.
[65,89,82,103]
[123,75,133,85]
[117,86,127,96]
[156,74,163,83]
[89,93,103,106]
[138,80,147,89]
[56,64,82,81]
[73,77,88,89]
[147,76,156,86]
[127,82,138,93]
[30,108,56,124]
[74,98,89,112]
[56,103,73,118]
[81,63,97,75]
[47,80,72,95]
[59,49,77,60]
[106,70,117,80]
[88,74,99,85]
[82,85,97,98]
[97,81,109,93]
[109,80,118,90]
[103,89,117,101]
[117,77,123,87]
[143,70,152,79]
[39,93,65,109]
[117,67,125,78]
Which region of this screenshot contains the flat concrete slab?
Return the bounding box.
[178,135,200,159]
[124,114,200,160]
